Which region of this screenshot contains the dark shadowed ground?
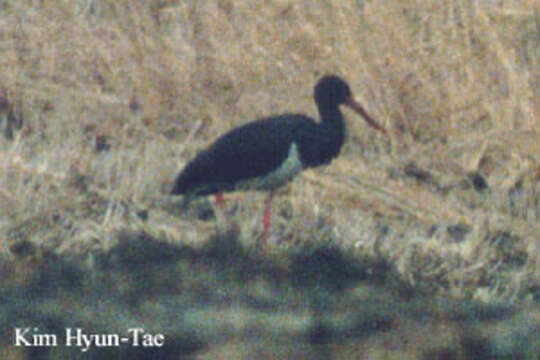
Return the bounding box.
[1,232,538,359]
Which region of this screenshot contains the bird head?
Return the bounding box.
[314,75,351,107]
[314,75,388,135]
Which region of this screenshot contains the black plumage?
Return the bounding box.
[171,75,387,241]
[171,115,339,195]
[172,75,385,195]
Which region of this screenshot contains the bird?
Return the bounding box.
[171,75,388,243]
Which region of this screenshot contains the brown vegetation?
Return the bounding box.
[0,0,538,357]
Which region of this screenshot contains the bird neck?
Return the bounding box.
[317,102,345,135]
[308,102,345,166]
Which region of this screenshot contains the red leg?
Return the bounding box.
[261,190,275,244]
[215,192,224,208]
[213,192,229,234]
[213,193,240,236]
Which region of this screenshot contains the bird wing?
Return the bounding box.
[172,115,315,195]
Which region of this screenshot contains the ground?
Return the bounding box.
[0,0,538,359]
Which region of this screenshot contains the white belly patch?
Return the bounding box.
[236,143,303,191]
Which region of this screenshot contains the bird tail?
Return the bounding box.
[171,170,191,195]
[170,179,184,195]
[170,176,197,214]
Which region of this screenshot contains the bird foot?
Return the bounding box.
[265,233,280,245]
[258,231,280,249]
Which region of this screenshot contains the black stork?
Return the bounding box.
[171,75,388,243]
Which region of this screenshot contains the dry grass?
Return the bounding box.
[0,0,538,303]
